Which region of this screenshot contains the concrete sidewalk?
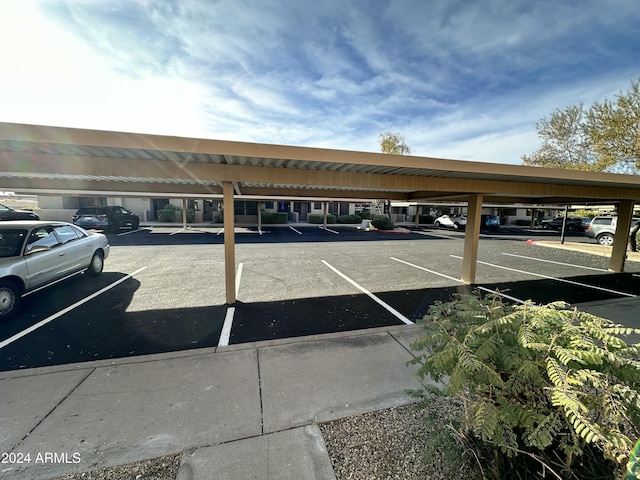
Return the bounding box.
[1,325,423,480]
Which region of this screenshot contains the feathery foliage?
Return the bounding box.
[408,292,640,479]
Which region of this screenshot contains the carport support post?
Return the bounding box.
[257,201,262,232]
[323,202,328,229]
[181,198,188,229]
[609,200,634,273]
[461,194,483,284]
[223,182,236,305]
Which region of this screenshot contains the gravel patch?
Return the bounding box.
[319,399,482,480]
[50,453,181,480]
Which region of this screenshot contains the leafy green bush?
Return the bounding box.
[158,207,177,222]
[308,214,336,224]
[337,214,362,224]
[357,212,371,220]
[409,292,640,479]
[371,215,395,230]
[261,211,288,224]
[418,214,435,224]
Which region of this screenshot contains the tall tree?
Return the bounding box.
[521,104,603,171]
[585,79,640,173]
[522,79,639,174]
[379,131,411,155]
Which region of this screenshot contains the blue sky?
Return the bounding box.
[1,0,639,164]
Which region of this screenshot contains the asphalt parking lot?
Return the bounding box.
[1,225,639,371]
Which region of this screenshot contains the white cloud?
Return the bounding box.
[0,0,638,165]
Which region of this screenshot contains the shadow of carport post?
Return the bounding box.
[223,181,236,305]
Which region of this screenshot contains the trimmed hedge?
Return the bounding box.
[261,211,288,224]
[337,214,363,224]
[308,214,337,224]
[371,216,395,230]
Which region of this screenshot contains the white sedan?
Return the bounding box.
[434,214,467,230]
[0,221,110,319]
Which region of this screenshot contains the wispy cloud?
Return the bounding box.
[1,0,638,163]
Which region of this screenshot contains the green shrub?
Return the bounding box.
[261,211,288,224]
[158,208,177,222]
[409,292,640,479]
[337,214,362,224]
[418,214,435,224]
[357,212,371,220]
[371,215,395,230]
[308,214,336,224]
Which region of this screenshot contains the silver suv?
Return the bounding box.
[585,216,640,245]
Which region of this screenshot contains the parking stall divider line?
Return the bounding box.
[289,226,303,235]
[118,228,148,236]
[390,257,529,305]
[319,226,340,235]
[321,260,413,325]
[501,252,608,272]
[450,255,637,298]
[0,267,149,350]
[217,263,244,348]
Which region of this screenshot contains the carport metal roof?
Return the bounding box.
[1,121,638,304]
[1,122,639,204]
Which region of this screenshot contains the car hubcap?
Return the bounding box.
[0,287,15,314]
[92,255,103,272]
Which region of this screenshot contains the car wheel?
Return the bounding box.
[0,279,21,319]
[453,222,460,230]
[108,219,119,233]
[542,223,549,229]
[434,221,440,228]
[596,233,614,246]
[86,251,104,277]
[567,224,576,231]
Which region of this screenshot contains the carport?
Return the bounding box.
[1,121,639,305]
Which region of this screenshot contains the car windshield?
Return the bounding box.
[0,229,27,257]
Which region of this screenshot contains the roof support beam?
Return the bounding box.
[609,200,634,273]
[223,182,236,305]
[461,194,483,284]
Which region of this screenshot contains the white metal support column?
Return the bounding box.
[181,198,188,229]
[257,201,263,232]
[323,202,328,229]
[461,194,483,284]
[222,182,236,305]
[609,200,634,273]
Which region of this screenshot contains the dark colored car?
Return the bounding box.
[540,216,589,232]
[72,206,140,232]
[481,214,500,231]
[0,203,39,221]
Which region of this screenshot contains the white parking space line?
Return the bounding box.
[501,252,608,272]
[321,260,413,325]
[170,228,186,236]
[0,267,148,350]
[319,226,340,235]
[118,228,148,236]
[390,257,529,304]
[450,255,637,298]
[235,263,244,297]
[218,307,236,347]
[218,263,244,348]
[390,257,460,283]
[216,228,224,235]
[413,231,461,240]
[289,226,303,235]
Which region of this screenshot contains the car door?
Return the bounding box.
[23,225,68,289]
[53,224,92,272]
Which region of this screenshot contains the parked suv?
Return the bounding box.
[540,216,590,232]
[73,206,139,232]
[585,216,640,245]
